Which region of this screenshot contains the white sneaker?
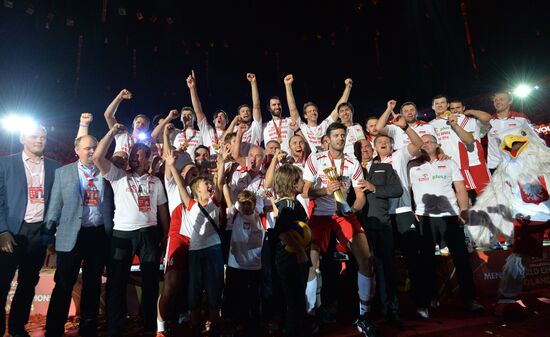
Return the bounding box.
[416,307,429,319]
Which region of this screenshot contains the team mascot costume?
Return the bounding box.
[467,124,550,319]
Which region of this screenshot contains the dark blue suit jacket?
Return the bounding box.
[0,152,60,234]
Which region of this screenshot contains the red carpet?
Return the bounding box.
[10,291,550,337]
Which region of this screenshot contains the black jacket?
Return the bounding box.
[353,162,403,230]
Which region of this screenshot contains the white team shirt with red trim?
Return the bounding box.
[487,112,531,169]
[409,159,464,217]
[380,148,414,214]
[170,127,203,158]
[103,166,167,231]
[233,120,263,156]
[185,196,221,250]
[263,117,294,153]
[198,118,225,155]
[226,205,265,270]
[303,150,364,216]
[387,122,436,150]
[300,116,334,153]
[344,124,366,158]
[429,114,484,168]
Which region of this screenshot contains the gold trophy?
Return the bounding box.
[323,167,353,215]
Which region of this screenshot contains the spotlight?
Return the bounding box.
[513,84,532,98]
[2,114,37,133]
[138,132,148,141]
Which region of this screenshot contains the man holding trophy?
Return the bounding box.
[303,122,377,337]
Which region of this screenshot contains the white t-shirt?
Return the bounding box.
[344,124,366,158]
[226,204,265,270]
[387,122,436,150]
[114,132,155,154]
[170,128,203,159]
[185,196,221,250]
[430,114,484,168]
[300,116,334,153]
[303,150,364,216]
[487,112,531,169]
[198,118,224,155]
[409,159,464,217]
[234,120,263,156]
[380,148,414,214]
[263,117,294,153]
[103,166,167,231]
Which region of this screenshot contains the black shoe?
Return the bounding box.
[385,311,404,329]
[465,299,486,313]
[355,316,378,337]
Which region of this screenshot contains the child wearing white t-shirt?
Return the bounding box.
[223,188,265,336]
[165,148,226,336]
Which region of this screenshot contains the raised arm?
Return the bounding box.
[151,109,180,141]
[165,149,192,208]
[376,100,397,135]
[391,113,422,156]
[449,115,474,145]
[464,109,492,124]
[284,74,301,123]
[104,89,132,129]
[221,115,239,147]
[231,122,247,164]
[213,151,227,202]
[76,112,93,139]
[187,70,207,124]
[329,78,353,121]
[93,124,125,175]
[247,73,262,123]
[265,149,285,188]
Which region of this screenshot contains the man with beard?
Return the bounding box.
[224,73,263,157]
[152,106,203,161]
[375,100,436,150]
[303,122,377,337]
[44,135,114,337]
[0,125,60,337]
[335,102,366,158]
[365,117,379,147]
[284,75,353,153]
[93,124,170,337]
[262,75,302,153]
[103,89,154,154]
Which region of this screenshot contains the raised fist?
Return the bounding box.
[345,78,353,87]
[387,100,397,111]
[118,89,132,100]
[284,74,294,85]
[80,112,93,126]
[168,109,180,120]
[289,120,300,132]
[246,73,256,83]
[164,123,175,133]
[111,123,127,134]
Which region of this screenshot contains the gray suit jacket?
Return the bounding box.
[45,161,114,252]
[0,152,60,234]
